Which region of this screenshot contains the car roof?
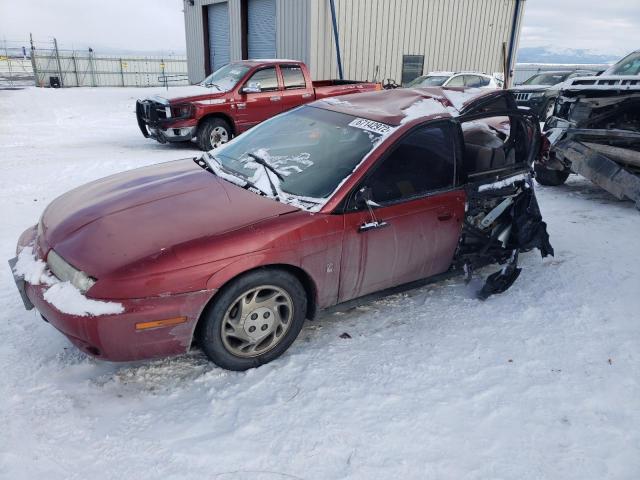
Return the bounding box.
[313,87,499,126]
[235,59,302,67]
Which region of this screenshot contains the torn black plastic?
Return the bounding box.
[454,176,553,300]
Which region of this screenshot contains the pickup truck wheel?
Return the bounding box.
[197,118,231,151]
[198,269,307,371]
[534,163,570,186]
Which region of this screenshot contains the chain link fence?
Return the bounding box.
[1,38,189,89]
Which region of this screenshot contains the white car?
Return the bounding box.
[406,71,501,89]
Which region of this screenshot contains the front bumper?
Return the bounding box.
[10,227,215,362]
[135,99,197,144]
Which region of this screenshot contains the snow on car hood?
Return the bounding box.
[39,159,298,278]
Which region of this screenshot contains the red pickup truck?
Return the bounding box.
[136,59,381,150]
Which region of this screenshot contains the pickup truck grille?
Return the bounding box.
[513,92,531,102]
[138,100,168,122]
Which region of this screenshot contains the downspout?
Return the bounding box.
[505,0,522,88]
[329,0,344,80]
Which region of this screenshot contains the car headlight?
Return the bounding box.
[530,92,545,99]
[47,250,96,293]
[170,104,194,119]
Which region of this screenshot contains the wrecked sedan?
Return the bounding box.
[10,88,552,371]
[535,50,640,208]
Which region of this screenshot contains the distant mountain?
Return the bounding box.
[517,47,618,65]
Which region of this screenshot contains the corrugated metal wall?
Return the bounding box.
[184,0,524,84]
[309,0,524,82]
[184,0,309,83]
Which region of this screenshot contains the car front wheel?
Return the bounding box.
[197,117,231,151]
[198,269,307,370]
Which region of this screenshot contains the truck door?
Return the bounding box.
[235,66,283,132]
[278,64,314,113]
[338,122,465,302]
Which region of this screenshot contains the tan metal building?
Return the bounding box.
[183,0,526,85]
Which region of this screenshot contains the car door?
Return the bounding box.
[279,64,314,112]
[338,121,465,302]
[235,66,282,131]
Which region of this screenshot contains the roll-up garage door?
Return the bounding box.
[208,2,230,72]
[247,0,276,59]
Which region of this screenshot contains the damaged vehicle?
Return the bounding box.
[10,87,552,371]
[535,50,640,208]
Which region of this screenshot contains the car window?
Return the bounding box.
[246,67,279,92]
[201,64,250,91]
[461,116,532,179]
[364,124,456,205]
[464,75,489,88]
[281,65,306,89]
[407,75,448,87]
[446,75,464,87]
[604,51,640,76]
[213,107,386,200]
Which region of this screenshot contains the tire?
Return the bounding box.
[534,163,570,186]
[197,117,231,151]
[198,269,308,371]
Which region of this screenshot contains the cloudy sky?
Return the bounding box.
[0,0,638,56]
[519,0,640,56]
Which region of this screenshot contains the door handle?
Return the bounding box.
[270,96,281,102]
[358,220,389,232]
[437,211,453,221]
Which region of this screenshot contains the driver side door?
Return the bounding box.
[338,122,465,302]
[235,66,283,132]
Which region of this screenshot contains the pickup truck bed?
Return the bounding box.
[136,59,380,151]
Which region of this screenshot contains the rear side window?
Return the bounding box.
[246,67,279,91]
[366,124,456,204]
[281,65,306,89]
[465,75,490,87]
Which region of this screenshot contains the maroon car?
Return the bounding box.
[10,88,553,371]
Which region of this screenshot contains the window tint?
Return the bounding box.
[446,75,464,87]
[461,116,532,178]
[366,124,455,204]
[465,75,490,87]
[281,65,306,89]
[246,67,279,91]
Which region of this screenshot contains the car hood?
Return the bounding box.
[40,159,298,278]
[147,85,229,104]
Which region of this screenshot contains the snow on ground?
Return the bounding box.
[1,87,640,480]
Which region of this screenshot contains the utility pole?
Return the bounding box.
[53,37,64,87]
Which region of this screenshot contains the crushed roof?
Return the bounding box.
[313,87,499,126]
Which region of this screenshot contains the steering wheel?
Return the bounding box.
[382,78,400,90]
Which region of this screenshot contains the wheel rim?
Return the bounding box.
[210,126,229,149]
[220,285,294,358]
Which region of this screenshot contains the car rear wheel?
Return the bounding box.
[534,163,570,186]
[197,117,231,151]
[198,269,307,370]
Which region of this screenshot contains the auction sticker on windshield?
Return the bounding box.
[348,118,392,135]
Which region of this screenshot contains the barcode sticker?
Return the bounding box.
[348,118,392,135]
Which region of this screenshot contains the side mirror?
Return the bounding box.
[354,186,380,210]
[242,82,262,94]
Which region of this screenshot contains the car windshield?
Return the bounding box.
[604,51,640,76]
[200,64,250,91]
[522,72,570,85]
[407,75,449,87]
[209,106,389,205]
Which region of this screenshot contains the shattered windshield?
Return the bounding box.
[407,75,449,87]
[604,51,640,76]
[522,72,570,86]
[200,64,250,91]
[210,106,389,204]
